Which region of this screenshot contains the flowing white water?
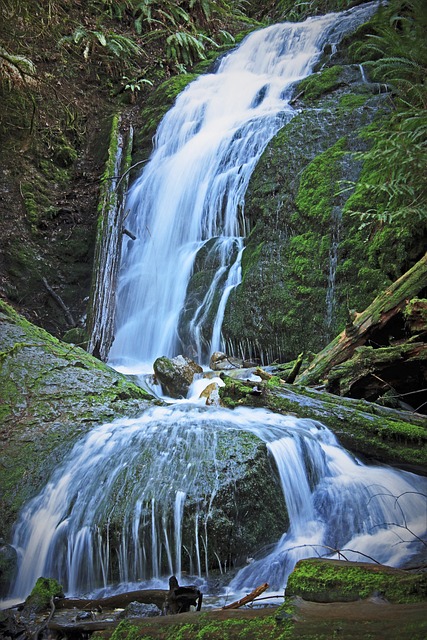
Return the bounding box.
[109,1,380,369]
[7,404,426,602]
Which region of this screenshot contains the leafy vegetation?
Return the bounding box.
[344,0,427,230]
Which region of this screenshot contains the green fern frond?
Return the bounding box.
[0,45,37,87]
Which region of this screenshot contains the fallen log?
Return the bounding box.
[296,253,427,387]
[222,583,269,610]
[48,619,117,634]
[219,375,427,472]
[326,342,427,403]
[55,589,167,611]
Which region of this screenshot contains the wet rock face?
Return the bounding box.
[0,541,17,598]
[154,355,203,398]
[0,301,152,542]
[221,61,397,364]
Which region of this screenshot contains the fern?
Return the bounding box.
[0,45,37,88]
[166,30,217,67]
[59,26,143,71]
[344,0,427,231]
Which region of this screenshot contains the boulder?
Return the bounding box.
[153,355,203,398]
[199,381,221,406]
[118,601,161,618]
[286,558,427,603]
[23,577,64,614]
[0,301,153,543]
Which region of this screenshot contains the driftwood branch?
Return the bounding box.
[222,582,269,610]
[123,227,137,240]
[42,277,75,327]
[33,595,55,640]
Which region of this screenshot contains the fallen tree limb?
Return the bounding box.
[296,253,427,387]
[55,589,167,611]
[326,342,427,401]
[48,619,116,633]
[42,277,76,327]
[222,583,269,610]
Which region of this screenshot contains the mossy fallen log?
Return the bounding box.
[296,253,427,387]
[219,375,427,472]
[326,342,427,403]
[286,558,427,603]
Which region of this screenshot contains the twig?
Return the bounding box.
[33,595,55,640]
[42,277,75,327]
[222,583,269,610]
[104,159,148,191]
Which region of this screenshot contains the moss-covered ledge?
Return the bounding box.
[0,300,154,538]
[218,375,427,473]
[286,558,427,603]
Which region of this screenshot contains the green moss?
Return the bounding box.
[286,558,427,604]
[338,93,369,112]
[297,65,343,102]
[296,137,347,223]
[24,577,64,612]
[21,177,58,231]
[0,300,153,538]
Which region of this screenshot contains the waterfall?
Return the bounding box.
[8,405,426,600]
[108,1,380,370]
[5,1,425,609]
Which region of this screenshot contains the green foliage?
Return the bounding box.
[59,25,143,74]
[0,45,36,89]
[344,0,427,230]
[166,30,218,67]
[110,620,145,640]
[270,1,353,22]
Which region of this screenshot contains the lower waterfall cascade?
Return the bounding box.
[3,0,427,610]
[7,404,427,602]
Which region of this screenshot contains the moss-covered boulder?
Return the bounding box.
[153,355,203,398]
[23,577,64,614]
[0,300,153,540]
[286,558,427,603]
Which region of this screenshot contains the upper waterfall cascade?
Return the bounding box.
[108,1,380,370]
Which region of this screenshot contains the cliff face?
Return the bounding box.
[221,47,425,364]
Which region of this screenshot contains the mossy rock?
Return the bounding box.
[23,577,64,614]
[286,558,427,603]
[0,300,153,541]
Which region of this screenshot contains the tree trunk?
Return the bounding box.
[296,253,427,387]
[219,374,427,473]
